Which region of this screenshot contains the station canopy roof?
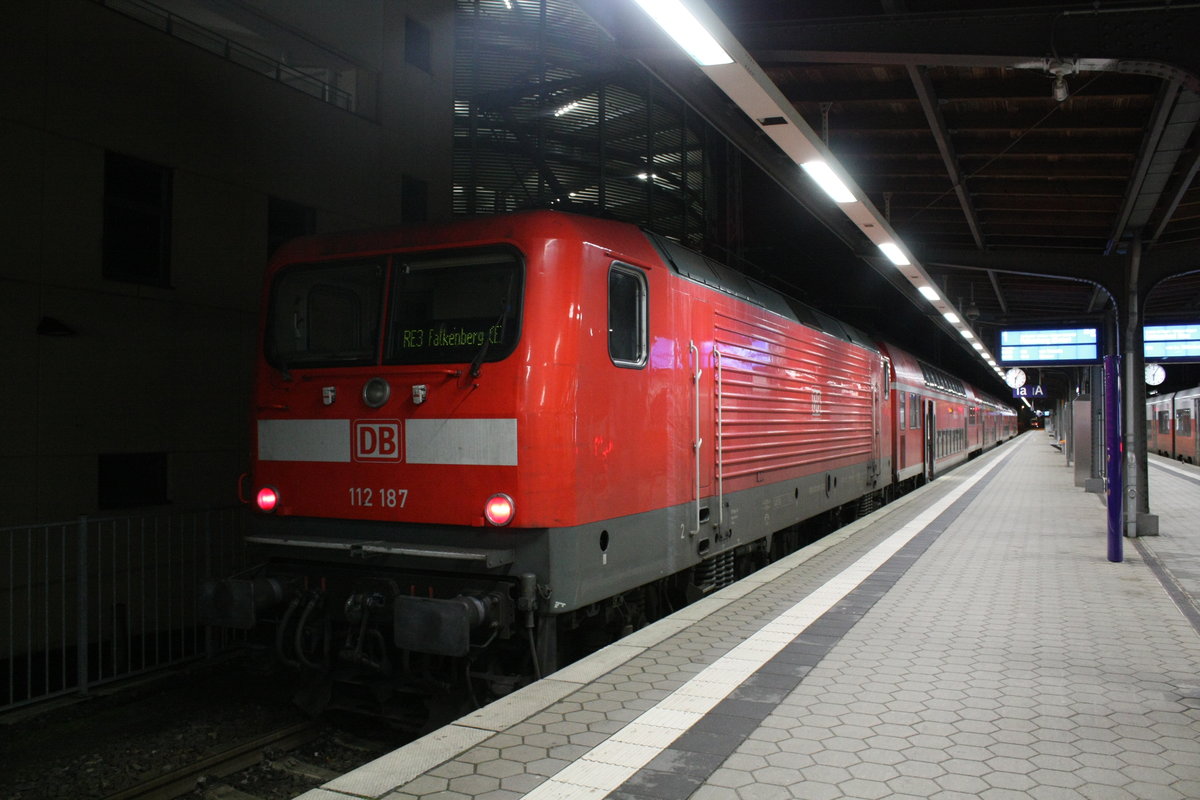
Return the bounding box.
[577,0,1200,391]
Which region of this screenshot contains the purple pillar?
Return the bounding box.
[1105,354,1122,563]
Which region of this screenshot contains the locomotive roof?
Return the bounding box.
[644,230,879,353]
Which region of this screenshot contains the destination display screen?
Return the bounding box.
[1144,324,1200,360]
[999,328,1099,364]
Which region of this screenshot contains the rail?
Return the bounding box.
[99,720,321,800]
[1,507,249,713]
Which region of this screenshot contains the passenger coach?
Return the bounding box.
[1148,386,1200,463]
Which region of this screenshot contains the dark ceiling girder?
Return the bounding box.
[1125,87,1200,233]
[906,64,985,250]
[924,242,1200,303]
[1105,79,1185,252]
[1151,126,1200,244]
[923,247,1123,303]
[733,5,1200,92]
[987,270,1009,315]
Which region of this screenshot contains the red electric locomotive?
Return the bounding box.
[202,210,1012,712]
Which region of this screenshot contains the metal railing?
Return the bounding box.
[2,507,249,713]
[99,0,357,112]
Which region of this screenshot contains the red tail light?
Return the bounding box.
[484,493,515,526]
[256,486,280,513]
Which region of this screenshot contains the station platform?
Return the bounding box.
[297,432,1200,800]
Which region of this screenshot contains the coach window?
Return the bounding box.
[909,394,920,429]
[1179,409,1192,437]
[609,264,647,367]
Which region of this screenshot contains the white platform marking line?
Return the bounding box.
[521,451,1010,799]
[1151,458,1200,481]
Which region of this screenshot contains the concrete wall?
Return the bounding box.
[0,0,455,524]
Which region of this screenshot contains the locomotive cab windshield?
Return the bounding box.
[264,248,524,370]
[266,259,383,370]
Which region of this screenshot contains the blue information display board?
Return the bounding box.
[999,328,1099,364]
[1144,324,1200,360]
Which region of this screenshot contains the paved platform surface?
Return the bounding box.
[1142,454,1200,628]
[297,432,1200,800]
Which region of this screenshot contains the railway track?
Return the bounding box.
[0,662,413,800]
[99,721,322,800]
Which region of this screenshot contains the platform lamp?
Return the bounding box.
[629,0,1005,380]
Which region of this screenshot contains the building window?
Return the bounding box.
[268,196,316,256]
[608,264,647,367]
[401,175,429,223]
[103,152,172,286]
[98,452,169,509]
[406,17,431,72]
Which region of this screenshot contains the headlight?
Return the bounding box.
[484,493,515,526]
[256,486,280,513]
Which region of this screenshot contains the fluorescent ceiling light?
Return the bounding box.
[972,341,985,350]
[960,328,975,340]
[943,311,960,324]
[631,0,733,66]
[917,285,939,301]
[801,160,856,203]
[878,242,910,266]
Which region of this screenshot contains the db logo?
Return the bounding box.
[353,420,402,461]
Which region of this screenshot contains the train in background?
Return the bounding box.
[1147,385,1200,463]
[200,210,1015,717]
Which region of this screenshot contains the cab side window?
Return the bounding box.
[609,264,647,367]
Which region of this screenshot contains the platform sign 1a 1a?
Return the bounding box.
[1013,384,1046,398]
